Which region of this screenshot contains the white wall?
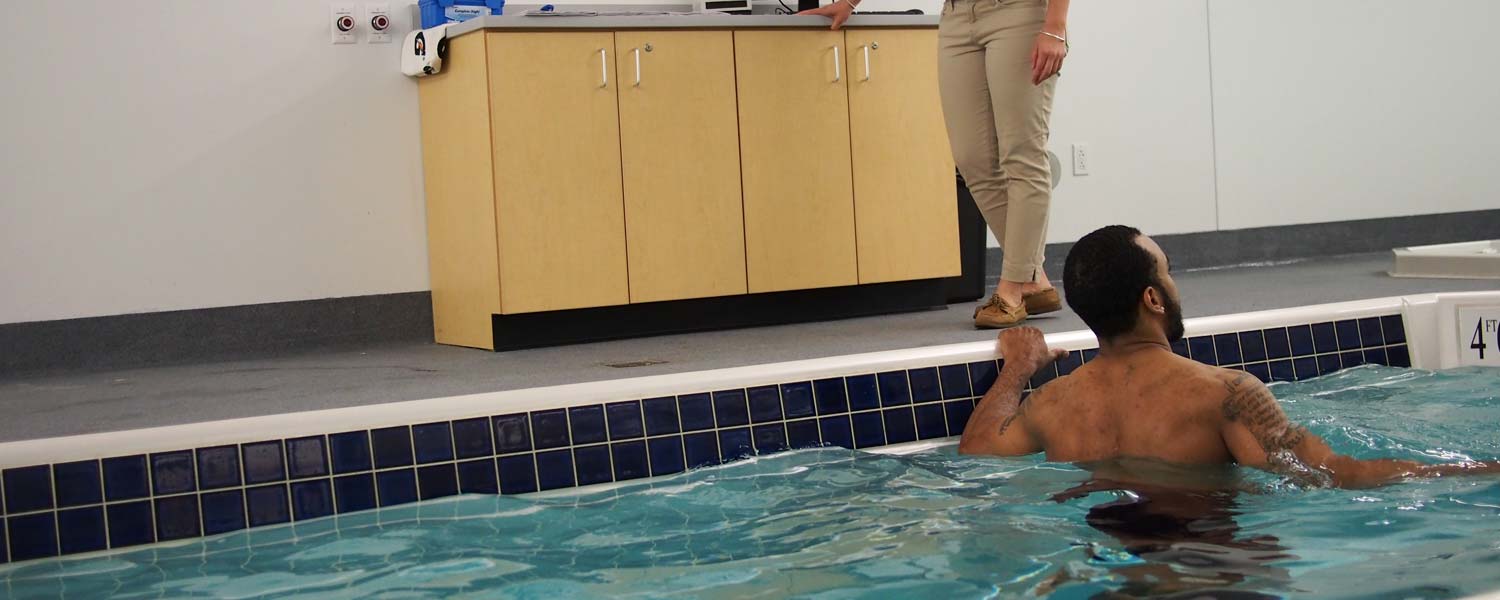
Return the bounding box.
[2,1,1496,325]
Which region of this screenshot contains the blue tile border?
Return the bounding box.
[1,313,1412,565]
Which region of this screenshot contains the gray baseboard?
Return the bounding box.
[5,209,1496,378]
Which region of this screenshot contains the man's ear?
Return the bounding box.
[1142,285,1166,315]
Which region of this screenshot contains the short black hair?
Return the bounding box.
[1063,225,1163,340]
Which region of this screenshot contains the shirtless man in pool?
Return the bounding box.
[959,225,1500,488]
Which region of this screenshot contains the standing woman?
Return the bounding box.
[804,0,1070,329]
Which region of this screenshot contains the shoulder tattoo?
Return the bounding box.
[1222,373,1306,453]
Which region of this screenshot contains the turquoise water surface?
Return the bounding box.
[4,366,1500,599]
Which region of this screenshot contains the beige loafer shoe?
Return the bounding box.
[1023,287,1063,315]
[974,294,1028,329]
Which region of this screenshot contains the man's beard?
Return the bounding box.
[1162,290,1185,343]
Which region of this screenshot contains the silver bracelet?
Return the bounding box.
[1039,31,1067,43]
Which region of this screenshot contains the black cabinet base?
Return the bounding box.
[489,279,949,351]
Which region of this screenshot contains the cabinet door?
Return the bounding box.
[845,29,960,283]
[616,31,747,303]
[734,30,858,293]
[487,32,629,314]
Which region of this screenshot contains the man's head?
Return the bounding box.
[1062,225,1184,343]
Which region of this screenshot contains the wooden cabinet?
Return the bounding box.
[734,30,859,294]
[615,31,748,303]
[845,28,960,284]
[487,32,631,315]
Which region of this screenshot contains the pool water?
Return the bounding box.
[5,366,1500,599]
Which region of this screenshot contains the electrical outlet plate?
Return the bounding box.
[1071,143,1090,176]
[331,3,358,44]
[367,3,392,43]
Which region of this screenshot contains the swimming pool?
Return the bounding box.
[4,365,1500,598]
[1,292,1498,597]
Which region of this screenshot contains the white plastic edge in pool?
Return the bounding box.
[1,291,1496,469]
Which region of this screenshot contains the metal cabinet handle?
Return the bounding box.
[599,48,608,88]
[633,48,642,86]
[861,44,871,81]
[832,45,841,82]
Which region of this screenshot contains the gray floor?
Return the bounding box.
[2,253,1493,443]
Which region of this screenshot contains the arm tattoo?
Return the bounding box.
[1222,374,1306,454]
[997,391,1033,437]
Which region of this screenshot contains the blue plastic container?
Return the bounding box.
[419,0,506,28]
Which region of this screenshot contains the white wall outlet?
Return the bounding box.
[1071,143,1091,176]
[366,3,393,44]
[331,3,358,44]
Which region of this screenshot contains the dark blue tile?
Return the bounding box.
[787,420,821,449]
[196,446,241,490]
[4,466,54,514]
[1336,320,1363,351]
[915,404,947,440]
[643,397,681,436]
[1388,345,1412,368]
[968,360,999,396]
[1239,331,1268,363]
[883,408,917,444]
[498,455,538,494]
[531,409,571,449]
[1055,352,1084,377]
[493,413,533,454]
[291,480,334,521]
[328,432,371,475]
[1359,317,1385,348]
[418,464,459,500]
[107,501,156,548]
[151,451,196,496]
[847,374,881,410]
[814,378,849,415]
[0,519,5,562]
[57,507,106,554]
[606,401,645,440]
[376,470,418,506]
[1082,349,1100,363]
[1029,364,1059,390]
[1264,328,1292,360]
[412,422,455,464]
[103,456,149,502]
[648,436,686,476]
[717,428,753,461]
[8,513,58,560]
[611,442,649,481]
[1170,338,1190,357]
[1364,347,1389,367]
[242,441,286,485]
[246,485,291,528]
[908,368,942,403]
[1341,351,1366,369]
[569,405,607,445]
[574,445,612,486]
[678,393,715,432]
[684,432,721,469]
[748,386,784,423]
[752,424,788,454]
[852,412,886,448]
[201,491,246,536]
[53,461,101,508]
[820,416,855,449]
[1245,363,1272,383]
[714,390,750,428]
[780,384,816,417]
[334,474,376,513]
[1317,354,1342,376]
[155,495,201,541]
[1310,323,1337,354]
[945,401,974,436]
[1270,361,1295,383]
[1293,357,1319,380]
[938,365,971,400]
[371,426,414,469]
[877,371,912,406]
[1215,334,1243,366]
[1188,336,1217,365]
[289,436,331,478]
[457,459,499,495]
[1382,315,1407,344]
[535,450,576,491]
[453,417,494,459]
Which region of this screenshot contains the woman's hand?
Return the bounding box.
[1030,27,1067,85]
[799,0,855,30]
